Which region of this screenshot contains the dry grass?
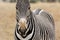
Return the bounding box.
[0,2,60,40]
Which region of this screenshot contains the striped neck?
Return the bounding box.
[15,13,35,40]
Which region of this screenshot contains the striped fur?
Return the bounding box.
[15,9,55,40]
[15,0,55,40]
[32,9,55,40]
[15,12,35,40]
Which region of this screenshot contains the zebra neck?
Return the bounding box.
[15,17,35,40]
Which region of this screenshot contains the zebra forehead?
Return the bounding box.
[16,0,30,12]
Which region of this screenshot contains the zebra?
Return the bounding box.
[14,0,55,40]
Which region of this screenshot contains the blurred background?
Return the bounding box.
[0,0,60,40]
[0,0,60,3]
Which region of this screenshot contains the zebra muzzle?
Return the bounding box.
[18,18,28,33]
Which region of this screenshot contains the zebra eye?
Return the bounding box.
[28,7,30,9]
[16,7,18,9]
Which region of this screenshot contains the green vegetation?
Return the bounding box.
[30,0,39,3]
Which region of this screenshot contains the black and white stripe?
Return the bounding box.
[15,12,35,40]
[33,9,55,40]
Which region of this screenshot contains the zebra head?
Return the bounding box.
[16,0,32,35]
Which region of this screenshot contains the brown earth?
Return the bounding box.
[0,2,60,40]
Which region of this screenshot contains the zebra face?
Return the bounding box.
[16,8,31,34]
[15,0,35,39]
[16,0,31,35]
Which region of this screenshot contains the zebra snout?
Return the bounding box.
[18,18,28,31]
